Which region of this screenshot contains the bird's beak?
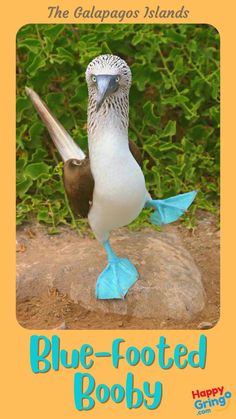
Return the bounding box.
[96,75,119,112]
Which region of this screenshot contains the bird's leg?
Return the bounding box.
[95,240,139,300]
[145,190,197,226]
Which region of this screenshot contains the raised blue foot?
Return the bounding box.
[96,241,139,300]
[146,190,197,225]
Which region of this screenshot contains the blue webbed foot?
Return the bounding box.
[96,241,139,300]
[146,190,197,226]
[96,257,138,299]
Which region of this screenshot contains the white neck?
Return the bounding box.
[89,109,128,143]
[87,91,129,156]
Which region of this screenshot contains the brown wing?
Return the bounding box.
[63,158,94,218]
[63,140,142,218]
[128,139,143,168]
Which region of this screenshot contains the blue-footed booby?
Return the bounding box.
[26,54,197,300]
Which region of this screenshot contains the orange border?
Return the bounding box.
[1,0,235,417]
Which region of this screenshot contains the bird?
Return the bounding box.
[25,54,197,300]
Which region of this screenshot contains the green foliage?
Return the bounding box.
[16,24,220,230]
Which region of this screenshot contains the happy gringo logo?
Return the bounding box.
[192,386,232,415]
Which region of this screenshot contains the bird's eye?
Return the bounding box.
[115,76,120,82]
[92,75,97,83]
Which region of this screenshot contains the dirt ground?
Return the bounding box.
[16,211,220,330]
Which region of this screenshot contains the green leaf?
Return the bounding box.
[160,121,176,138]
[132,32,143,46]
[159,143,181,152]
[143,101,160,126]
[101,42,112,54]
[55,47,74,65]
[24,162,50,180]
[162,95,190,106]
[16,124,28,149]
[31,148,48,162]
[27,55,46,76]
[16,97,32,122]
[16,178,33,196]
[44,25,65,40]
[28,121,45,149]
[188,125,214,140]
[18,38,41,53]
[37,208,51,223]
[167,29,186,44]
[16,158,27,179]
[45,92,65,109]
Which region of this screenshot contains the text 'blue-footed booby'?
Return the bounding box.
[26,54,197,300]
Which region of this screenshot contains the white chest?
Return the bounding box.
[90,130,146,201]
[88,129,148,241]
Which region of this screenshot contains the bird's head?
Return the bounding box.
[86,54,132,112]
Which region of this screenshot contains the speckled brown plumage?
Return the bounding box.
[63,139,142,218]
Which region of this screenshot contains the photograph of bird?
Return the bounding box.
[26,54,197,300]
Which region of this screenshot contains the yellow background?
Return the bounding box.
[0,0,234,417]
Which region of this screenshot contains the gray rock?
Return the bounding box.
[16,227,205,321]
